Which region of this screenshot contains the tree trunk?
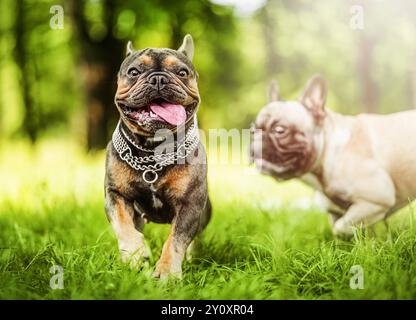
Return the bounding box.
[357,35,378,113]
[258,3,279,78]
[70,0,124,150]
[14,0,37,142]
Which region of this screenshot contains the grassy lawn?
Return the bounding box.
[1,139,416,299]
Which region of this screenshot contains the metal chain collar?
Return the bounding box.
[112,118,199,184]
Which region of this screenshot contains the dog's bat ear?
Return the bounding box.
[126,41,135,56]
[268,80,280,102]
[178,34,194,61]
[300,74,327,123]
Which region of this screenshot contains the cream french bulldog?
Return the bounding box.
[251,75,416,236]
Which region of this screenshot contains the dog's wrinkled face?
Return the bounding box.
[251,76,327,179]
[115,35,200,135]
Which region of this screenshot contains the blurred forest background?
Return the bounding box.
[1,0,416,150]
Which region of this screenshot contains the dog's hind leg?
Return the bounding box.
[200,196,212,232]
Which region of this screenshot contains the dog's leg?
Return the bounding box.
[185,240,196,262]
[105,190,150,270]
[186,197,212,262]
[153,198,210,279]
[328,211,341,227]
[153,216,197,279]
[332,201,389,237]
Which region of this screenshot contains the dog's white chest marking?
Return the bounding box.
[152,195,163,209]
[150,183,163,209]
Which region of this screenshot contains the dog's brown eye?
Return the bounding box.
[178,69,188,77]
[274,126,286,135]
[127,67,140,77]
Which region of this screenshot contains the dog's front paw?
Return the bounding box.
[119,240,151,271]
[332,219,355,239]
[153,261,182,280]
[120,249,150,270]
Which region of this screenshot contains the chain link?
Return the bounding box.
[120,121,195,153]
[112,119,199,175]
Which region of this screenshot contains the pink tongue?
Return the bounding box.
[149,102,187,126]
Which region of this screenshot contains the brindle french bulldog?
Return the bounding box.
[104,35,211,279]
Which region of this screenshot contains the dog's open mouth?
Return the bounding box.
[119,98,192,126]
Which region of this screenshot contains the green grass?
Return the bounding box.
[1,139,416,299]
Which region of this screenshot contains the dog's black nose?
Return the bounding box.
[148,74,169,91]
